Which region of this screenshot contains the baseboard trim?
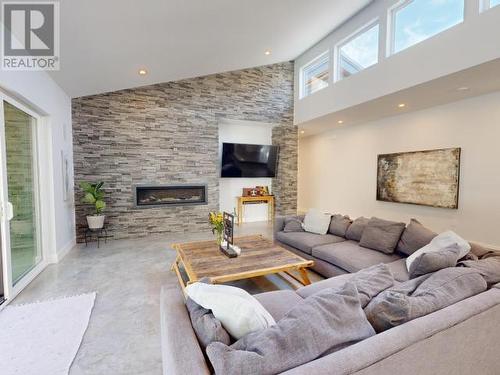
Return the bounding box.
[48,239,77,263]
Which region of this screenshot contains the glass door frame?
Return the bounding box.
[0,92,46,304]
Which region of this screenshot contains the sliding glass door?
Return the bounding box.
[0,98,42,302]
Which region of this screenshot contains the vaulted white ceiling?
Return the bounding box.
[51,0,371,98]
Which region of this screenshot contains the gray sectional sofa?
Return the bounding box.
[274,215,410,281]
[161,279,500,374]
[160,215,500,374]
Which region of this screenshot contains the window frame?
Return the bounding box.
[299,50,330,99]
[387,0,465,56]
[481,0,500,11]
[334,18,380,82]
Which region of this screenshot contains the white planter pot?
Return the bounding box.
[87,215,105,229]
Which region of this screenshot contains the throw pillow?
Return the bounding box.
[359,217,406,254]
[206,283,375,375]
[469,242,500,259]
[458,257,500,286]
[365,267,487,332]
[406,230,471,272]
[408,245,461,279]
[296,263,395,305]
[345,216,370,241]
[328,214,352,237]
[185,282,276,340]
[344,263,395,308]
[185,298,231,350]
[397,219,437,256]
[302,209,331,235]
[283,218,305,233]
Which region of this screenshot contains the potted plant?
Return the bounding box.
[80,181,106,229]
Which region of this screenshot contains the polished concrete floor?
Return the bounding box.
[12,221,321,375]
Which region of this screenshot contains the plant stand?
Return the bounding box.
[84,227,109,248]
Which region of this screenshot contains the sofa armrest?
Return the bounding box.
[274,215,305,240]
[160,286,210,375]
[274,216,287,237]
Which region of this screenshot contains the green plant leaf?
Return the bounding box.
[95,200,106,214]
[82,192,96,204]
[80,181,92,193]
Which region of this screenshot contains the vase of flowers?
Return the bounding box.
[209,212,224,246]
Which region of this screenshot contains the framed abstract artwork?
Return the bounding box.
[377,148,461,209]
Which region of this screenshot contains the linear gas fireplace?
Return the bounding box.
[134,184,208,208]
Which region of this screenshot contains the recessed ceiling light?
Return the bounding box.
[456,86,470,91]
[264,50,271,56]
[300,130,305,134]
[398,103,406,108]
[138,69,147,76]
[337,120,344,124]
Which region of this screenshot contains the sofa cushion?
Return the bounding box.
[408,246,461,279]
[386,259,410,282]
[276,231,344,255]
[328,214,352,237]
[206,283,375,375]
[186,298,231,350]
[296,264,394,307]
[303,209,331,235]
[397,218,437,256]
[359,217,406,254]
[345,217,370,241]
[365,267,487,332]
[254,290,304,321]
[283,218,304,233]
[312,240,402,273]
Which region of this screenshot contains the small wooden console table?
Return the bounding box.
[237,195,274,225]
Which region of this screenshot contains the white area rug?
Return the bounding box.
[0,292,96,375]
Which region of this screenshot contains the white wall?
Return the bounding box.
[219,119,274,222]
[294,0,500,124]
[299,91,500,248]
[0,69,75,262]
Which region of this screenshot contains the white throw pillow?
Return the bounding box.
[302,209,331,235]
[185,282,276,339]
[406,230,471,272]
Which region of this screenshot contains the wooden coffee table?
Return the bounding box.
[171,235,314,289]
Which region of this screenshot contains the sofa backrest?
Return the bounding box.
[281,287,500,374]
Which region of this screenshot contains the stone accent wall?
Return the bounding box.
[72,62,296,241]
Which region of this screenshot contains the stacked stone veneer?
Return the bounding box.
[72,62,297,241]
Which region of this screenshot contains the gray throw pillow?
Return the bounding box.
[397,219,437,256]
[408,245,461,279]
[185,298,231,350]
[458,257,500,285]
[469,242,500,259]
[206,283,375,375]
[345,216,370,241]
[328,214,352,237]
[359,217,406,254]
[365,267,487,332]
[283,218,305,233]
[345,263,395,308]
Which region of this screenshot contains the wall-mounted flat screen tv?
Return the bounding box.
[221,142,279,178]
